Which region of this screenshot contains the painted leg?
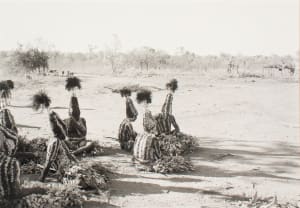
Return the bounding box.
[40,139,60,182]
[60,140,79,162]
[72,141,95,155]
[39,159,53,182]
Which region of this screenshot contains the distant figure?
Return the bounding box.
[118,87,138,152]
[227,60,239,74]
[133,90,160,164]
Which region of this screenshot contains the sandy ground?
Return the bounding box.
[3,72,300,207]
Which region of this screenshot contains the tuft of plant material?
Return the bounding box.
[119,87,132,97]
[6,80,14,89]
[65,76,82,91]
[0,81,9,91]
[0,81,10,98]
[136,89,152,104]
[32,90,51,111]
[166,78,178,92]
[152,155,193,174]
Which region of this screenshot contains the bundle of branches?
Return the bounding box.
[158,132,196,156]
[152,156,193,174]
[0,199,21,208]
[21,185,83,208]
[18,137,48,174]
[62,162,110,193]
[21,161,43,175]
[0,183,83,208]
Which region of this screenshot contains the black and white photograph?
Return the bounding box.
[0,0,299,207]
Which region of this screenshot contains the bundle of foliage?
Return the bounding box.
[31,90,51,111]
[152,156,193,174]
[21,185,83,208]
[0,184,83,208]
[65,76,81,91]
[18,137,48,162]
[158,132,196,156]
[62,162,111,193]
[18,137,48,174]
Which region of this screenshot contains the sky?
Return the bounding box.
[0,0,298,55]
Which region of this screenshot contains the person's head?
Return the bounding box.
[120,87,131,98]
[69,95,80,120]
[166,79,178,93]
[136,89,152,108]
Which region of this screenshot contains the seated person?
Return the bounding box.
[155,79,180,135]
[118,87,138,152]
[133,90,160,164]
[64,95,94,155]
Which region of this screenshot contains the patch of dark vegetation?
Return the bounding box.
[239,72,264,78]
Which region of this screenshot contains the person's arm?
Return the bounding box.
[162,93,173,115]
[49,111,67,140]
[70,116,87,137]
[170,115,180,133]
[127,98,138,121]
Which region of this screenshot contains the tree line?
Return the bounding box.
[0,45,297,75]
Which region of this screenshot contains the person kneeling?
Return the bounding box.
[64,95,94,156]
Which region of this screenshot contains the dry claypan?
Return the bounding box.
[0,71,299,208]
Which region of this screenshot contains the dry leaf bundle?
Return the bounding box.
[152,155,193,174]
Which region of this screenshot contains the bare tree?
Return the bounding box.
[105,34,121,72]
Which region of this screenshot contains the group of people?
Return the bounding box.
[0,76,182,200]
[0,77,95,187]
[118,79,180,165]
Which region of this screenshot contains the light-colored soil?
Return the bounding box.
[4,72,300,207]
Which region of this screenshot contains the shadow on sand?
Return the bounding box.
[111,180,251,202]
[108,137,300,203]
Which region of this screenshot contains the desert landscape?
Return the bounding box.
[0,0,299,207]
[1,69,299,207]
